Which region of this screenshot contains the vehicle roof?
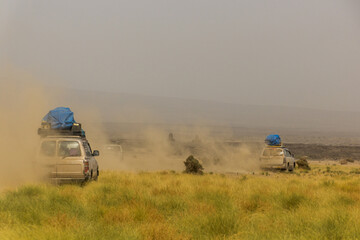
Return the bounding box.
[41,136,86,140]
[264,146,288,150]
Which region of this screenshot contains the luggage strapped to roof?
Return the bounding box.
[265,134,282,146]
[38,107,86,138]
[38,122,86,138]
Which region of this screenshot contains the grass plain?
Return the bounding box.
[1,164,360,240]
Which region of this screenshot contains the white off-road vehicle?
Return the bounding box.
[37,123,100,183]
[260,146,295,171]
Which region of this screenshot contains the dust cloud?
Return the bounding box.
[87,107,263,173]
[0,68,262,189]
[0,68,51,188]
[99,125,263,173]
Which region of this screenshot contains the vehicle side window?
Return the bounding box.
[83,142,92,157]
[285,150,290,157]
[58,141,81,157]
[40,141,56,156]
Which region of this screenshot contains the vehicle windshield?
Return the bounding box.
[58,141,81,157]
[263,148,283,156]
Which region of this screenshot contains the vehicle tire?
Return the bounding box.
[94,168,99,181]
[288,162,294,172]
[81,176,90,187]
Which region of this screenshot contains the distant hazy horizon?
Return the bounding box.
[1,0,360,112]
[28,86,360,136]
[47,85,360,114]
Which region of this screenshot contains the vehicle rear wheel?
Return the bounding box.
[94,168,99,181]
[285,162,289,172]
[288,162,294,172]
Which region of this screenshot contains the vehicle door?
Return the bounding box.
[284,150,292,165]
[38,140,57,178]
[56,140,84,179]
[83,141,97,178]
[288,151,295,165]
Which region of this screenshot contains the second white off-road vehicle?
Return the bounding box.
[260,146,295,171]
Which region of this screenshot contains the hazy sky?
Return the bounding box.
[1,0,360,111]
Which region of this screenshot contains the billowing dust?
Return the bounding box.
[100,126,262,173]
[0,68,262,188]
[0,69,51,188]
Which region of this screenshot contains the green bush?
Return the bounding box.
[296,156,311,170]
[184,155,204,175]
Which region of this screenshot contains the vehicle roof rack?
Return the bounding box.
[38,122,86,138]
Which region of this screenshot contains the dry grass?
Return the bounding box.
[1,165,360,239]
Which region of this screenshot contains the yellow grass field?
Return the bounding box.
[1,165,360,240]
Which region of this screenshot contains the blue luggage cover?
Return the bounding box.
[265,134,281,146]
[42,107,76,129]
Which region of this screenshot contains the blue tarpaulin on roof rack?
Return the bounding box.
[42,107,76,129]
[265,134,281,146]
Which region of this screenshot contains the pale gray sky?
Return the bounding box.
[1,0,360,111]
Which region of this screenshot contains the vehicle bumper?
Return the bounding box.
[48,176,88,184]
[260,162,286,169]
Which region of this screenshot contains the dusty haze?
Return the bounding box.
[0,70,50,187]
[0,69,263,188]
[1,1,360,186]
[1,0,360,111]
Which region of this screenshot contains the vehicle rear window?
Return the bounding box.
[40,141,56,156]
[263,148,283,156]
[58,141,81,157]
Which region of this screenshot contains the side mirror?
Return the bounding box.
[93,150,100,156]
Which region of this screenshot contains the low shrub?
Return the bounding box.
[184,155,204,175]
[296,156,311,170]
